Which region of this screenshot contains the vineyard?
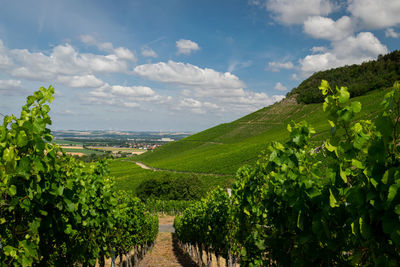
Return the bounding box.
[1,82,399,266]
[0,87,158,266]
[174,81,400,266]
[137,86,392,175]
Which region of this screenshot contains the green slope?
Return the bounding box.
[109,159,234,193]
[137,87,391,175]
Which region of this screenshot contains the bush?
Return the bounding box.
[136,174,204,200]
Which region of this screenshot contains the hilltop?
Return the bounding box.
[290,50,400,103]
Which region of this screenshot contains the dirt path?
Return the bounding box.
[136,215,197,267]
[136,232,198,267]
[135,161,152,170]
[134,161,230,177]
[97,215,225,267]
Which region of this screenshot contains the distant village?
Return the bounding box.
[126,137,174,150]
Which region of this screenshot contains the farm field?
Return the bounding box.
[109,159,234,193]
[62,147,105,156]
[87,146,145,154]
[138,87,391,175]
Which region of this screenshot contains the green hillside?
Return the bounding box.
[109,159,231,193]
[137,86,392,175]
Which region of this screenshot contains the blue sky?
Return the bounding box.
[0,0,399,131]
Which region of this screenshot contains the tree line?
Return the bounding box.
[290,50,400,104]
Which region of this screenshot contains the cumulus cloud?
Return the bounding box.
[0,39,139,89]
[266,0,336,25]
[304,16,353,41]
[267,61,294,72]
[176,39,200,55]
[141,47,158,58]
[0,79,25,95]
[134,60,245,89]
[57,75,104,88]
[85,83,170,109]
[300,32,388,76]
[274,82,287,91]
[0,40,13,70]
[385,28,400,38]
[348,0,400,29]
[134,60,283,114]
[13,44,130,75]
[310,46,328,53]
[80,34,136,61]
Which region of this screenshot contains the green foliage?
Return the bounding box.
[145,199,194,215]
[174,81,400,266]
[291,50,400,103]
[136,174,204,201]
[174,187,233,259]
[0,86,158,266]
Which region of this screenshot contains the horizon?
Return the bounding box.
[1,0,400,131]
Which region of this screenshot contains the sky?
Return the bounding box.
[0,0,399,132]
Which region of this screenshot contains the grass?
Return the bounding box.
[137,87,392,175]
[108,159,235,194]
[54,139,83,146]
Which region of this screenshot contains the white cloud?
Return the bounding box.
[267,61,294,72]
[300,32,388,76]
[141,47,158,58]
[0,40,137,89]
[266,0,336,25]
[0,40,14,70]
[85,83,169,109]
[134,60,284,114]
[9,44,129,81]
[134,60,245,89]
[0,40,13,70]
[111,85,155,97]
[80,34,136,62]
[248,0,265,7]
[80,35,97,46]
[274,82,287,91]
[176,39,200,55]
[113,47,136,61]
[228,60,252,73]
[304,16,353,41]
[0,79,25,95]
[57,75,104,88]
[348,0,400,29]
[310,46,327,53]
[291,73,300,80]
[385,28,400,38]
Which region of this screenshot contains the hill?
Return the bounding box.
[137,86,391,176]
[290,50,400,103]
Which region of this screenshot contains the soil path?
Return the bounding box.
[136,216,197,267]
[135,161,152,170]
[134,161,230,177]
[97,215,224,267]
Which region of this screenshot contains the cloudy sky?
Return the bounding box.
[0,0,399,131]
